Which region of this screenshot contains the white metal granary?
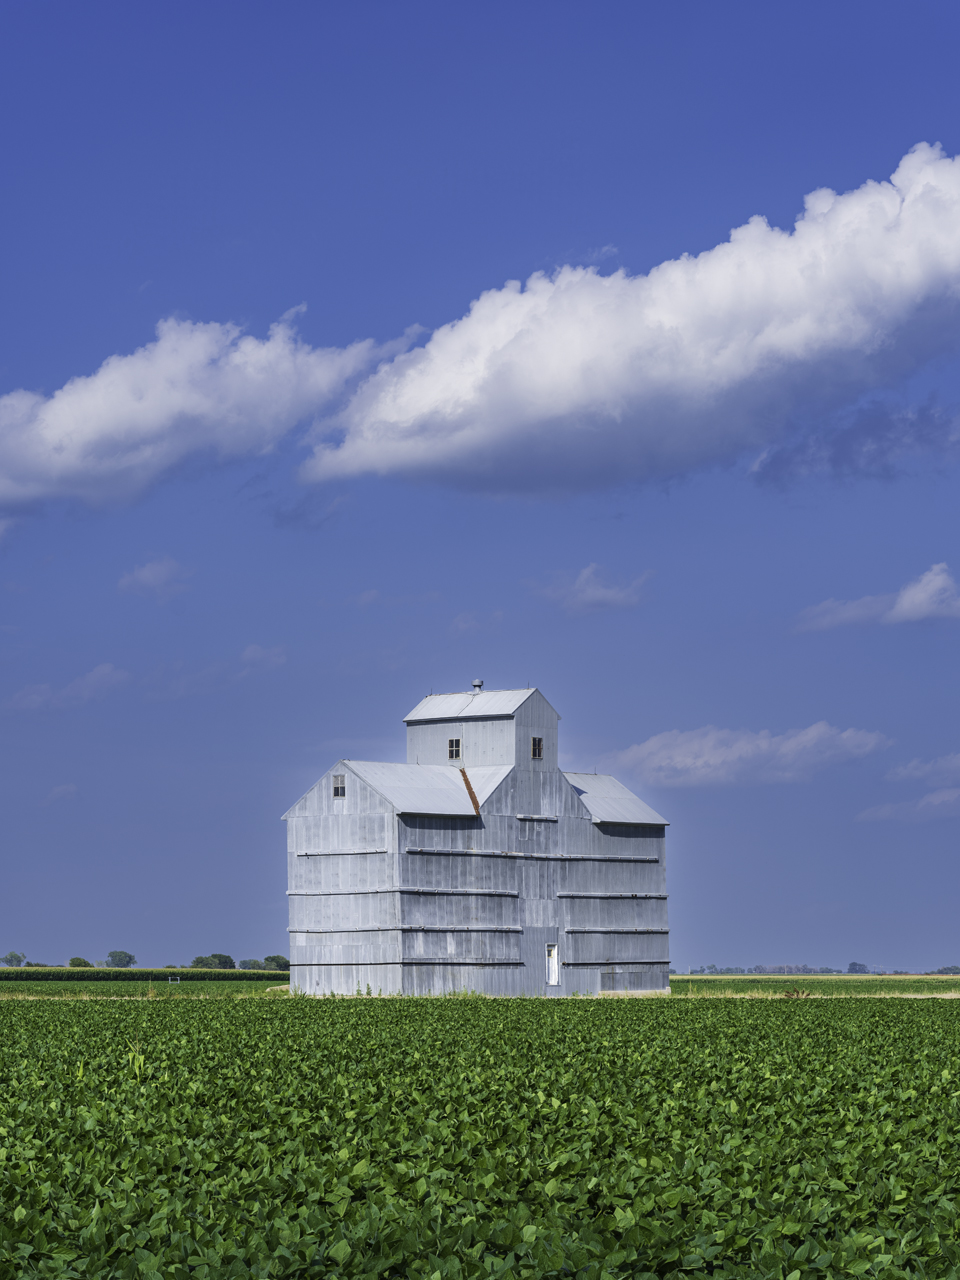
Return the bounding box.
[284,684,669,995]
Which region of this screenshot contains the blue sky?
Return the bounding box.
[3,1,960,971]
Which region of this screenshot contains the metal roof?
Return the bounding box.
[404,688,538,722]
[346,761,512,815]
[563,772,668,825]
[462,765,514,806]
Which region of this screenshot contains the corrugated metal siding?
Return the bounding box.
[289,893,401,931]
[514,692,560,771]
[402,892,520,929]
[407,719,518,769]
[288,852,392,894]
[403,852,521,893]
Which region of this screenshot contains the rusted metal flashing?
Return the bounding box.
[460,767,481,815]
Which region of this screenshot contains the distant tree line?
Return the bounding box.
[1,950,289,970]
[188,954,289,971]
[687,963,960,976]
[689,964,845,975]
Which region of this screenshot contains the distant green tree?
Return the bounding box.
[1,951,25,968]
[106,950,136,968]
[935,965,960,974]
[847,962,869,974]
[239,959,264,970]
[68,957,93,968]
[264,955,290,971]
[23,961,52,967]
[190,954,235,969]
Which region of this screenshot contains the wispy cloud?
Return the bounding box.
[859,788,960,822]
[10,663,130,710]
[45,783,78,803]
[859,750,960,821]
[612,721,890,787]
[753,399,960,484]
[449,609,503,633]
[118,556,189,599]
[543,564,649,613]
[888,752,960,783]
[240,644,286,670]
[799,563,960,630]
[4,146,960,503]
[144,646,288,699]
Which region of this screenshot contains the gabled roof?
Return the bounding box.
[563,772,668,825]
[404,688,538,723]
[347,761,512,815]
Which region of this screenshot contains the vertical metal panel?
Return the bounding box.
[513,691,560,772]
[406,718,518,767]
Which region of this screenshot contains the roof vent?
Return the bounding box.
[471,678,483,693]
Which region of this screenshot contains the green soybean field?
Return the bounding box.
[2,998,960,1279]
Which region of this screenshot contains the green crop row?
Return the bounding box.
[0,967,286,983]
[0,980,290,999]
[4,998,960,1278]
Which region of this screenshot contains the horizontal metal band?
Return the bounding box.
[516,814,558,821]
[562,959,670,967]
[532,854,660,862]
[404,925,521,933]
[400,887,519,897]
[403,715,514,726]
[288,888,519,897]
[295,850,388,857]
[564,927,670,934]
[290,925,521,934]
[557,892,667,900]
[407,847,522,857]
[406,847,658,863]
[291,961,525,968]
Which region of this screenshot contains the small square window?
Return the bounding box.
[531,737,543,759]
[448,738,461,760]
[332,774,345,798]
[545,943,559,985]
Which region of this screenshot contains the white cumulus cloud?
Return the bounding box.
[10,663,131,710]
[306,143,960,489]
[6,145,960,502]
[0,313,384,505]
[613,721,890,786]
[799,562,960,630]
